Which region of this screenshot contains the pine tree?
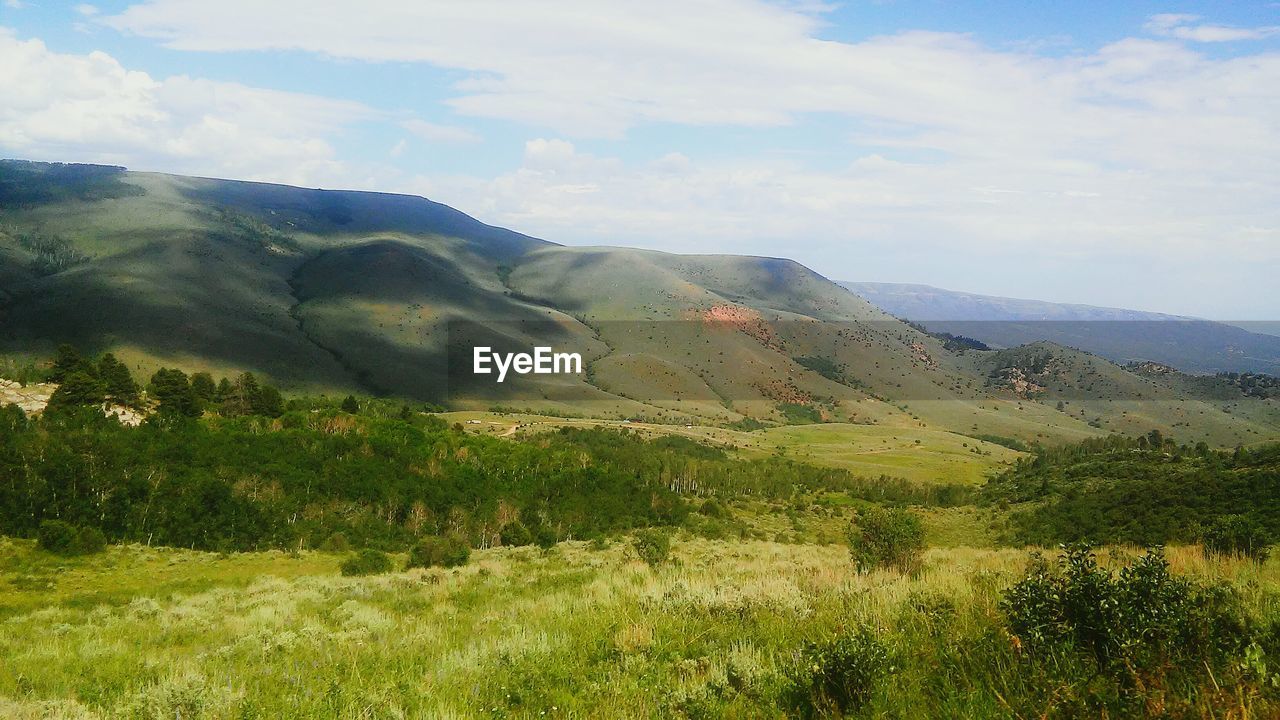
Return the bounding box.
[98,353,139,405]
[150,368,201,417]
[50,343,89,383]
[48,371,106,408]
[190,373,216,403]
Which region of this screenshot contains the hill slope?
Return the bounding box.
[2,160,1278,447]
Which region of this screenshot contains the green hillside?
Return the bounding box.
[3,160,1279,447]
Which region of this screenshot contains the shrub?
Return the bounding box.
[785,626,894,717]
[847,506,924,574]
[632,529,671,567]
[500,521,532,547]
[1001,544,1250,675]
[532,524,558,550]
[698,498,730,518]
[36,520,106,556]
[74,526,106,555]
[340,549,392,576]
[340,395,360,414]
[37,520,77,555]
[318,532,351,553]
[407,535,471,569]
[1203,514,1270,562]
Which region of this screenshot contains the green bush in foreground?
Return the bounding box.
[785,626,895,718]
[1001,544,1254,714]
[407,536,470,569]
[340,549,392,576]
[36,520,106,556]
[631,529,671,567]
[848,506,924,574]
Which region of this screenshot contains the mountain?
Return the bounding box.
[2,159,1278,447]
[842,282,1280,376]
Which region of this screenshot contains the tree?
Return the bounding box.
[848,506,924,574]
[500,521,532,547]
[189,372,216,403]
[214,377,233,403]
[341,395,360,414]
[47,371,106,409]
[219,372,282,417]
[1203,515,1270,562]
[150,368,201,417]
[251,384,284,417]
[98,353,138,405]
[50,343,88,383]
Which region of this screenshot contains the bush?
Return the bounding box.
[340,549,392,576]
[785,626,894,717]
[1002,545,1249,675]
[74,525,106,555]
[500,521,532,547]
[632,529,671,567]
[1203,514,1270,562]
[698,498,730,519]
[318,532,351,553]
[36,520,106,556]
[37,520,77,554]
[407,535,471,569]
[847,506,924,574]
[532,524,558,550]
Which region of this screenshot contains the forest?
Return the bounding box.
[984,432,1280,547]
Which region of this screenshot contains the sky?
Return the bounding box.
[1,1,1278,319]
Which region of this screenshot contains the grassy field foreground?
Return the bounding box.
[2,537,1278,719]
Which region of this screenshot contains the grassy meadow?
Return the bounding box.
[3,536,1279,719]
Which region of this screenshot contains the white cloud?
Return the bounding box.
[75,4,100,16]
[3,0,25,9]
[50,3,1280,314]
[400,119,480,144]
[0,29,373,186]
[1146,14,1280,42]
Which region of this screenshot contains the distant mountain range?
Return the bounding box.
[841,282,1280,375]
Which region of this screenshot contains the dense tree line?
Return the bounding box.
[0,403,895,553]
[984,433,1280,546]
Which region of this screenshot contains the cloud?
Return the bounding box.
[400,119,480,144]
[60,3,1280,314]
[75,4,100,16]
[1145,13,1280,42]
[0,29,373,186]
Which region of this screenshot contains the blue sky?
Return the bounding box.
[2,1,1278,318]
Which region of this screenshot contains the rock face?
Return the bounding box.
[0,378,54,415]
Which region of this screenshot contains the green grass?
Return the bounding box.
[2,537,1276,718]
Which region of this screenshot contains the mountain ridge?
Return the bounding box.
[843,281,1280,375]
[2,159,1278,447]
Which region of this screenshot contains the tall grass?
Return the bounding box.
[0,538,1275,718]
